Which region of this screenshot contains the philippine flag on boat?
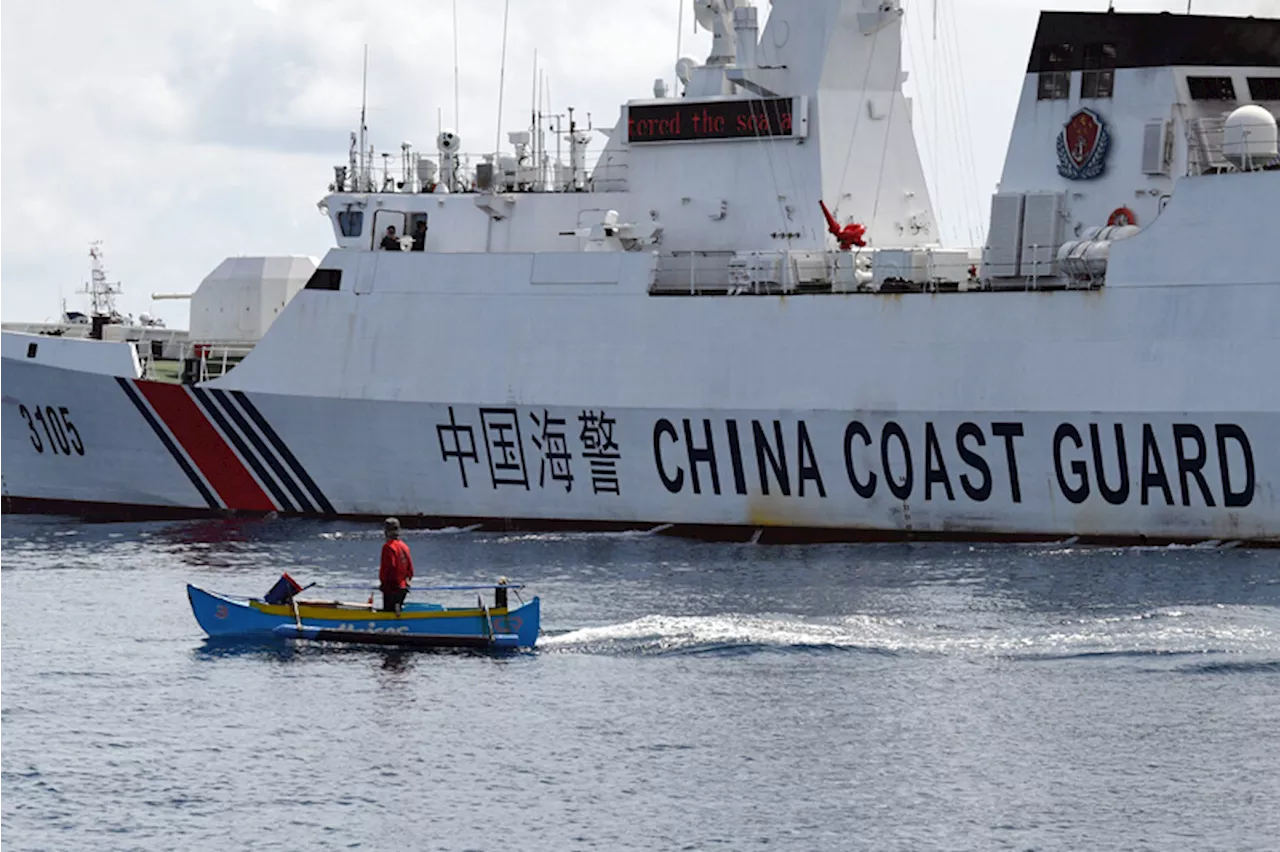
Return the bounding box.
[1057,108,1111,180]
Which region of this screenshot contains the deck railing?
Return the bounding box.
[138,341,255,383]
[331,148,629,195]
[1186,116,1234,176]
[650,250,980,295]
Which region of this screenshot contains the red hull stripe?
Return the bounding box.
[135,382,277,512]
[116,377,219,509]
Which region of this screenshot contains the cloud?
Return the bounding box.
[1,0,704,325]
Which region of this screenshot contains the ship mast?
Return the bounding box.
[78,242,122,318]
[359,45,369,191]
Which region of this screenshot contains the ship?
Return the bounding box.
[1,243,187,361]
[3,0,1279,545]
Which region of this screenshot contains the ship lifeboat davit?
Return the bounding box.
[1057,224,1140,280]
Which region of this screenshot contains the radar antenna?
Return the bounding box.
[78,242,123,318]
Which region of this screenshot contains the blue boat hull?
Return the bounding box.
[273,624,521,649]
[187,584,540,649]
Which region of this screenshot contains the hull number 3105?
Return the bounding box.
[18,404,85,456]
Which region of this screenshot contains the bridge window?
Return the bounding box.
[337,210,364,238]
[1081,43,1116,99]
[1188,76,1236,101]
[408,212,428,239]
[1248,77,1280,100]
[1038,72,1070,100]
[1037,44,1073,101]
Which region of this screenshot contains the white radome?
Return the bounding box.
[1222,104,1279,171]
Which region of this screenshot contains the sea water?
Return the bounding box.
[2,517,1278,851]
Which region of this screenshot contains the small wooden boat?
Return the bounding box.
[188,579,539,650]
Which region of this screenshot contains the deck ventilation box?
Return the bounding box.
[1020,192,1066,278]
[872,249,929,288]
[1142,120,1174,175]
[985,193,1026,277]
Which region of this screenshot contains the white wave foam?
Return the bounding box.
[318,524,483,540]
[542,613,887,653]
[542,605,1279,659]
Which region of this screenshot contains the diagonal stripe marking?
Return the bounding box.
[202,388,314,513]
[135,382,276,512]
[116,378,219,509]
[191,388,298,513]
[230,390,337,515]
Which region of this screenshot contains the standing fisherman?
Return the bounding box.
[379,517,414,613]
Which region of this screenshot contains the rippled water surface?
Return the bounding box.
[3,517,1279,851]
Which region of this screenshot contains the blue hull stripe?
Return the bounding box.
[229,390,336,515]
[116,378,219,509]
[207,388,317,513]
[190,388,296,513]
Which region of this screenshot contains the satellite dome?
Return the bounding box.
[1222,104,1279,171]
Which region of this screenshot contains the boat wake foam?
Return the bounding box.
[542,613,905,657]
[542,605,1280,663]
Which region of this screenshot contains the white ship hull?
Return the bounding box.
[4,269,1276,544]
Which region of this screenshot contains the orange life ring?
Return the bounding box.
[1107,206,1137,227]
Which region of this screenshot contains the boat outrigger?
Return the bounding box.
[188,576,540,650]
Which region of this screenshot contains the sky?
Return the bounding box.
[2,0,1277,327]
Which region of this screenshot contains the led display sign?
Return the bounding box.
[627,98,802,143]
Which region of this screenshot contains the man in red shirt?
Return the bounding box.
[379,517,414,613]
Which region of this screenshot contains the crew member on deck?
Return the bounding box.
[380,225,402,251]
[410,219,427,251]
[379,517,414,613]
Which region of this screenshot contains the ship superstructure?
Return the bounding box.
[3,1,1278,544]
[321,0,945,282]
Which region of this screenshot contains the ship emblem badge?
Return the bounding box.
[1056,108,1111,180]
